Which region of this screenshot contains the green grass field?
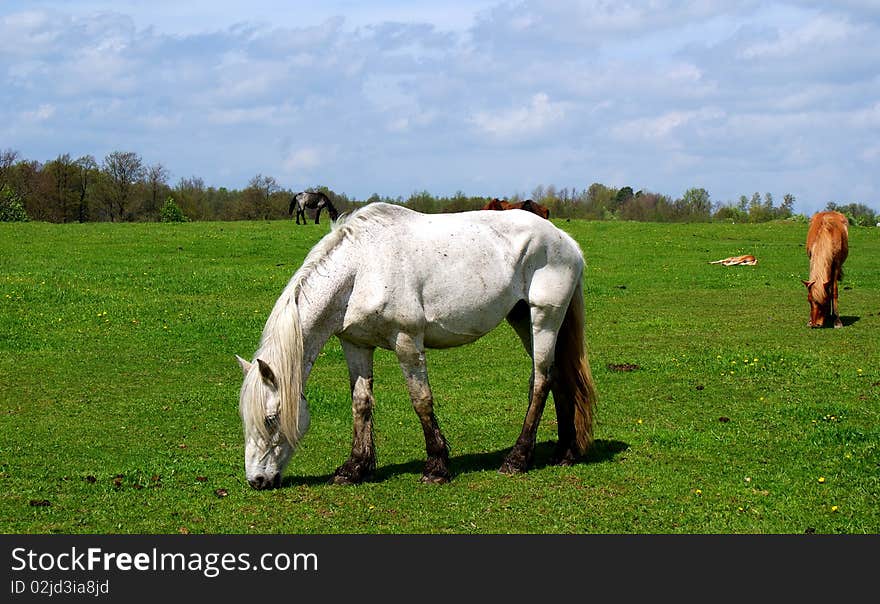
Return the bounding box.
[1,216,878,534]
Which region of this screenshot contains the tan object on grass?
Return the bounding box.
[709,254,758,266]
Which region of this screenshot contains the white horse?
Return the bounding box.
[288,191,339,225]
[236,202,597,489]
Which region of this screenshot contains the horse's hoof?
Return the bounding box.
[552,456,576,467]
[551,447,578,467]
[329,462,373,485]
[498,460,526,475]
[328,472,359,485]
[420,472,450,484]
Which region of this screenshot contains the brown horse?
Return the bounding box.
[482,198,510,211]
[481,198,550,219]
[803,211,849,328]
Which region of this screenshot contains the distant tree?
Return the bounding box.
[675,187,712,221]
[240,174,281,220]
[159,196,189,222]
[175,176,207,220]
[713,201,748,223]
[42,154,82,222]
[826,202,877,226]
[585,182,617,219]
[74,155,98,222]
[614,186,634,213]
[101,151,145,221]
[441,191,478,213]
[620,190,673,221]
[0,184,29,222]
[406,190,436,213]
[0,148,20,189]
[144,163,171,220]
[8,160,43,220]
[778,193,795,219]
[746,192,772,222]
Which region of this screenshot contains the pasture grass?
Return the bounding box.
[1,217,878,534]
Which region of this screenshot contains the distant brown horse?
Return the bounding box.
[481,198,550,220]
[803,211,849,328]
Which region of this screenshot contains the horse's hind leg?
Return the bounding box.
[395,333,451,484]
[506,302,577,465]
[500,306,559,474]
[330,342,377,485]
[833,269,843,328]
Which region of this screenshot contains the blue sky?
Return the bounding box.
[2,1,878,214]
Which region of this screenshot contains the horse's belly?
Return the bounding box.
[421,309,505,349]
[339,293,511,350]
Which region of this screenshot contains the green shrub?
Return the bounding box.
[0,185,29,222]
[159,196,189,222]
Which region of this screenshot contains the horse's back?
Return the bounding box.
[807,211,849,263]
[340,203,583,347]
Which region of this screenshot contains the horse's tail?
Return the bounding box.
[554,279,597,455]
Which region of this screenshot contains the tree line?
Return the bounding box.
[1,148,877,226]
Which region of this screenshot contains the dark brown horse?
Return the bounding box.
[482,198,510,211]
[288,191,339,225]
[481,198,550,219]
[803,211,849,328]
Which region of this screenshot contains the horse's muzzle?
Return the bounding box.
[248,473,281,490]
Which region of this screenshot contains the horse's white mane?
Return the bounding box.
[243,203,402,445]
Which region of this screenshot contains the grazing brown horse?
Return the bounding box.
[803,211,849,328]
[481,198,550,219]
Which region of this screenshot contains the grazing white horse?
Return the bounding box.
[237,202,597,489]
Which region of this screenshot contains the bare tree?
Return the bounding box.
[75,155,98,223]
[145,163,170,219]
[44,153,78,222]
[0,148,20,188]
[245,174,280,220]
[175,175,206,219]
[101,151,145,221]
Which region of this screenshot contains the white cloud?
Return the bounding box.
[21,104,56,122]
[282,147,323,173]
[469,93,567,141]
[610,108,725,146]
[739,14,858,60]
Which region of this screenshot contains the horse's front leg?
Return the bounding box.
[395,333,451,484]
[314,206,321,225]
[330,342,377,485]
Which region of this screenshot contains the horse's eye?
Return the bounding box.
[264,414,279,431]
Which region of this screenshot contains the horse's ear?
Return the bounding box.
[257,359,278,388]
[801,280,813,289]
[236,355,252,375]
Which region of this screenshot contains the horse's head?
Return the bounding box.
[802,280,833,328]
[236,355,310,489]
